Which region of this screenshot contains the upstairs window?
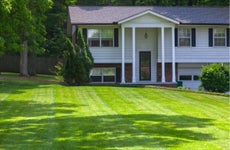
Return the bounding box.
[214,28,226,46]
[88,29,114,47]
[178,28,191,47]
[88,29,100,47]
[101,29,113,47]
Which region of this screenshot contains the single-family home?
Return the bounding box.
[67,6,230,89]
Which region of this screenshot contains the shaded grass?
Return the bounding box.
[0,73,229,149]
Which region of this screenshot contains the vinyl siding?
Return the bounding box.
[175,26,229,63]
[80,25,229,64]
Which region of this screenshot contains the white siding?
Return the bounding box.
[78,25,122,63]
[157,28,173,62]
[175,26,230,63]
[79,25,229,74]
[135,28,157,82]
[122,13,175,28]
[90,47,122,63]
[178,63,205,90]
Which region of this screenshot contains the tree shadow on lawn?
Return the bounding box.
[0,80,51,95]
[0,101,216,149]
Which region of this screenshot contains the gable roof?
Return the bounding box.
[68,6,230,25]
[118,9,180,24]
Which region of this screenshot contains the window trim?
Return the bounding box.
[178,28,192,47]
[213,28,226,47]
[87,29,114,48]
[179,75,199,81]
[90,67,116,83]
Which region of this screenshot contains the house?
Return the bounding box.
[67,6,230,89]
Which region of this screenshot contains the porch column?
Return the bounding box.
[121,27,126,83]
[171,27,176,82]
[132,27,136,83]
[161,27,165,83]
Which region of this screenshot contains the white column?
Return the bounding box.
[161,27,165,83]
[132,27,136,83]
[172,27,176,82]
[121,27,125,83]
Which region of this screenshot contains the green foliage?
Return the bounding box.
[200,63,230,93]
[62,31,94,85]
[44,0,77,57]
[76,0,229,6]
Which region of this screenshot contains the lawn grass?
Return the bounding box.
[0,73,229,150]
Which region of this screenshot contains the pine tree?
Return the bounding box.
[62,30,94,85]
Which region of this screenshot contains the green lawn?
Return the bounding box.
[0,73,229,150]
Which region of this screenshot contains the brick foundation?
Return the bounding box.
[157,63,178,82]
[93,63,178,87]
[93,63,132,83]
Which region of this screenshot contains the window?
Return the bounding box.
[88,29,113,47]
[88,29,100,47]
[193,75,199,81]
[90,68,116,83]
[178,28,191,46]
[101,29,113,47]
[179,75,199,81]
[214,28,226,46]
[179,75,192,80]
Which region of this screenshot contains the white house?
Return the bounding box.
[67,6,230,89]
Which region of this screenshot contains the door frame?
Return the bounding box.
[139,51,151,81]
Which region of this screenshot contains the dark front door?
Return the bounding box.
[139,51,151,81]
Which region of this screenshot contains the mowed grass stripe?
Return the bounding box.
[0,84,58,149]
[93,86,229,149]
[74,86,162,149]
[0,73,229,149]
[91,86,180,148]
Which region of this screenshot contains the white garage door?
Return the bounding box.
[178,64,203,90]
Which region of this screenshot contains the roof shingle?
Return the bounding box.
[69,6,230,25]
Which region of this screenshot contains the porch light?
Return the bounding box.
[144,32,148,39]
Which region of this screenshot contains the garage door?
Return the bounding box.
[178,64,202,90]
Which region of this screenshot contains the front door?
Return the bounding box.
[139,51,151,81]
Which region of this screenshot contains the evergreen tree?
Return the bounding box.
[62,30,94,85]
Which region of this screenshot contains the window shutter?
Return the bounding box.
[175,28,178,47]
[114,28,119,47]
[116,67,121,83]
[191,28,196,47]
[227,28,230,47]
[208,28,213,47]
[82,28,87,43]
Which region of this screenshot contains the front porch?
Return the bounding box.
[118,10,179,84]
[120,26,177,84]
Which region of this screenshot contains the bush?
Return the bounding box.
[200,63,229,93]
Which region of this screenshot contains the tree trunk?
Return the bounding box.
[20,41,29,76]
[28,52,36,76]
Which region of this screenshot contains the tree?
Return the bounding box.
[0,0,52,76]
[0,0,17,56]
[62,30,94,85]
[200,63,230,93]
[44,0,77,57]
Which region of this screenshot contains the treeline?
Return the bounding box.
[76,0,229,6]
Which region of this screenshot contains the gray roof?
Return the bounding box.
[69,6,230,25]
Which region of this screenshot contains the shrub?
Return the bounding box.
[200,63,229,93]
